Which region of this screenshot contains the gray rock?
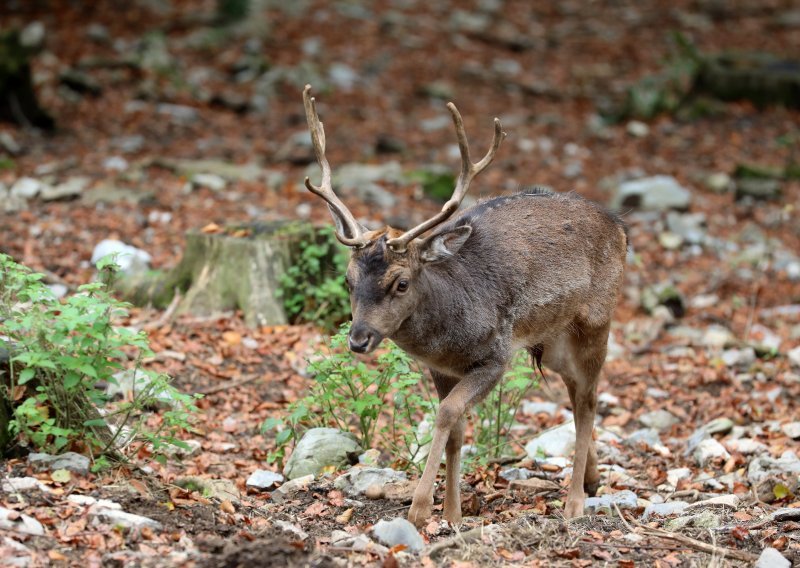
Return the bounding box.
[642,501,689,520]
[10,177,46,199]
[283,428,362,480]
[694,438,730,466]
[666,467,692,487]
[747,451,800,482]
[358,449,381,467]
[610,175,691,211]
[584,490,638,513]
[40,177,90,201]
[351,183,397,208]
[755,547,790,568]
[666,211,706,245]
[90,508,162,530]
[0,507,44,536]
[0,183,27,213]
[705,172,731,193]
[686,494,740,510]
[1,477,48,493]
[246,469,284,490]
[91,239,152,273]
[272,474,314,500]
[626,428,666,453]
[782,422,800,439]
[28,452,90,474]
[735,178,782,201]
[771,508,800,522]
[372,518,424,553]
[328,63,359,91]
[658,232,683,250]
[721,347,756,368]
[20,22,45,49]
[788,346,800,369]
[525,421,575,458]
[725,438,767,455]
[190,173,227,192]
[521,401,559,417]
[499,467,537,482]
[333,467,406,496]
[638,409,679,431]
[640,283,684,317]
[157,103,198,124]
[666,510,720,530]
[704,417,735,435]
[0,131,21,154]
[748,324,782,356]
[700,325,736,348]
[333,161,404,189]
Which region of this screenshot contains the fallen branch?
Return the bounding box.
[426,524,501,559]
[637,524,758,563]
[197,373,260,395]
[142,289,183,331]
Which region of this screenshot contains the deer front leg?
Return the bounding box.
[427,371,465,525]
[408,363,505,528]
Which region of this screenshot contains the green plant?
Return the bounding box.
[278,225,351,331]
[263,323,436,469]
[0,254,197,462]
[470,349,540,467]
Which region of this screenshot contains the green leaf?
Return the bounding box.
[51,469,72,483]
[18,368,36,384]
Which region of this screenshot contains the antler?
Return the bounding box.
[303,85,368,248]
[386,103,506,253]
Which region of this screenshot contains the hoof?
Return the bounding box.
[564,497,585,519]
[408,500,433,528]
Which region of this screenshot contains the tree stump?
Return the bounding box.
[696,53,800,109]
[117,221,316,327]
[0,25,55,129]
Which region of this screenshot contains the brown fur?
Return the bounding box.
[343,189,627,526]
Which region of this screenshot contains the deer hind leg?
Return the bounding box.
[543,324,607,519]
[409,363,505,528]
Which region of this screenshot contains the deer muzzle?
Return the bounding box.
[348,322,382,354]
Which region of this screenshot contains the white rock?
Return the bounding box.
[694,439,730,466]
[584,490,638,512]
[700,325,736,348]
[0,507,45,536]
[103,156,129,171]
[611,175,691,211]
[283,428,362,480]
[724,438,767,455]
[781,422,800,439]
[721,347,756,367]
[638,409,680,431]
[686,494,740,510]
[28,451,90,474]
[40,176,90,201]
[788,346,800,368]
[274,520,308,540]
[191,173,227,192]
[666,467,692,488]
[525,421,575,458]
[246,470,284,490]
[747,451,800,482]
[755,547,790,568]
[91,239,152,273]
[90,508,162,529]
[333,467,406,496]
[642,501,689,519]
[521,401,559,417]
[10,177,46,199]
[626,120,649,137]
[1,477,48,493]
[372,518,424,552]
[272,474,314,499]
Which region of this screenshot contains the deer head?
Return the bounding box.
[302,85,506,353]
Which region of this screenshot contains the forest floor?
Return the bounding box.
[1,0,800,566]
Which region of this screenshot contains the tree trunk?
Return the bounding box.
[0,27,55,129]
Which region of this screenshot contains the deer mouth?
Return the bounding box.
[348,328,382,354]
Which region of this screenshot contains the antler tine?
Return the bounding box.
[386,103,506,253]
[302,85,367,248]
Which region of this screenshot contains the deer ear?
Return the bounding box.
[419,225,472,263]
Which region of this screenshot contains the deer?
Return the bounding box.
[300,85,627,527]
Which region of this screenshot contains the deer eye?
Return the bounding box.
[396,279,409,293]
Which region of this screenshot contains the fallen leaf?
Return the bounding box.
[335,508,353,524]
[731,525,749,541]
[222,331,242,345]
[48,550,68,561]
[51,469,72,483]
[201,222,222,233]
[220,500,236,514]
[509,478,559,493]
[302,500,327,518]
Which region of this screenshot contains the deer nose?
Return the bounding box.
[349,328,373,353]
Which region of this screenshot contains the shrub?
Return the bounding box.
[278,225,351,331]
[0,254,196,463]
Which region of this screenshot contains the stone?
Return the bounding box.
[640,283,684,318]
[67,495,121,509]
[658,232,683,250]
[705,172,731,193]
[333,161,404,190]
[700,325,736,348]
[333,467,407,496]
[156,103,198,124]
[725,438,767,455]
[524,421,575,458]
[735,178,782,201]
[272,474,314,500]
[748,324,782,356]
[103,156,129,171]
[782,422,800,439]
[283,428,362,480]
[246,470,284,490]
[788,346,800,368]
[626,120,649,137]
[666,467,692,488]
[704,417,734,435]
[0,131,21,154]
[755,547,790,568]
[584,490,638,513]
[358,449,382,467]
[1,477,48,493]
[0,507,44,536]
[694,438,730,466]
[642,501,689,520]
[610,175,691,211]
[509,478,560,493]
[39,176,90,201]
[351,182,397,208]
[747,451,800,482]
[666,510,720,530]
[28,452,90,474]
[91,239,152,274]
[90,508,162,530]
[721,347,756,368]
[521,401,559,417]
[625,428,667,454]
[371,518,424,552]
[10,177,46,199]
[638,409,679,431]
[190,173,227,192]
[499,467,536,482]
[666,211,706,245]
[686,494,740,510]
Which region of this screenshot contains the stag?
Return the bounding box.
[301,85,627,526]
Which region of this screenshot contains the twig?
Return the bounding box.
[426,524,501,559]
[198,373,261,395]
[613,502,634,533]
[142,289,182,331]
[635,523,758,563]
